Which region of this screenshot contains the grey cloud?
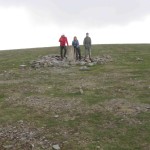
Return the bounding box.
[1,0,150,27]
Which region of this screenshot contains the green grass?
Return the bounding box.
[0,44,150,149]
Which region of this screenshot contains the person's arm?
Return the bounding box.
[77,40,80,48]
[59,37,62,42]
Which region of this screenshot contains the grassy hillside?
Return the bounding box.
[0,44,150,150]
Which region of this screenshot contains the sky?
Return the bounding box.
[0,0,150,50]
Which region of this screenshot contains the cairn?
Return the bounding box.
[67,46,75,64]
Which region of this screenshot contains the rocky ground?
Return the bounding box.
[1,50,150,149]
[1,97,150,150]
[30,55,113,69]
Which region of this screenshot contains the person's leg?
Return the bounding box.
[89,47,91,59]
[76,47,81,60]
[64,46,67,58]
[85,48,88,59]
[78,47,81,60]
[86,48,90,59]
[88,47,93,61]
[74,47,77,60]
[60,46,63,59]
[76,48,78,60]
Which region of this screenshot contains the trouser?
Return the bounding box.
[74,47,81,60]
[85,47,91,59]
[60,46,67,59]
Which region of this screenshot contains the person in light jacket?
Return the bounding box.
[83,33,92,60]
[72,36,81,60]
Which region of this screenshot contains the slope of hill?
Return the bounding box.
[0,44,150,149]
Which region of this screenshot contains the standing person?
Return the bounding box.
[83,33,92,60]
[59,34,69,60]
[72,36,81,61]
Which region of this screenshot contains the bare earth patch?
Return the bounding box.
[103,99,150,116]
[5,96,104,120]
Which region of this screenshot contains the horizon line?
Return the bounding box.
[0,43,150,51]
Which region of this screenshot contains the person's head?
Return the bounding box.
[61,34,65,37]
[86,33,89,37]
[74,36,77,40]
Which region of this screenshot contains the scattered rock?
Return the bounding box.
[18,120,24,124]
[19,65,27,70]
[80,66,89,71]
[96,146,101,149]
[136,57,143,61]
[79,87,84,94]
[52,144,60,150]
[3,145,13,149]
[79,61,86,66]
[146,106,150,109]
[87,62,95,67]
[54,115,59,118]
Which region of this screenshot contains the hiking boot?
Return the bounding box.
[90,58,93,62]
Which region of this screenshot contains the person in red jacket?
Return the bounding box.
[59,34,69,59]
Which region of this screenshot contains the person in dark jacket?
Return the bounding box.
[83,33,92,60]
[59,34,69,59]
[72,36,81,61]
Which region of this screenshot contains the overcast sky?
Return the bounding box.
[0,0,150,50]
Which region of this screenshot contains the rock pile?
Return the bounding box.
[30,55,113,69]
